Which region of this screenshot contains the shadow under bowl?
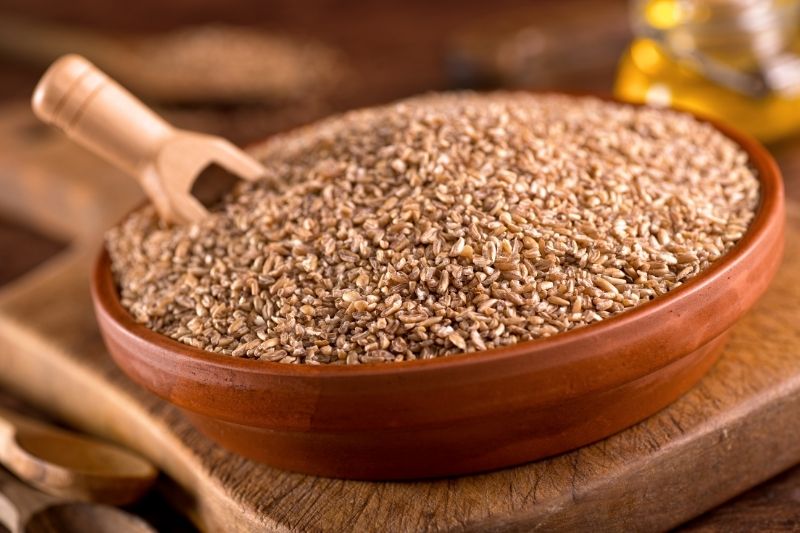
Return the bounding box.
[91,107,785,480]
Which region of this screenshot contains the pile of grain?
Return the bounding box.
[106,93,759,364]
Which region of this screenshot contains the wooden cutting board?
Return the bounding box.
[1,101,800,532]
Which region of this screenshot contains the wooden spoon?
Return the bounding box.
[0,407,156,506]
[0,468,154,533]
[31,54,267,225]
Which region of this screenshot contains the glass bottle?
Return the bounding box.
[615,0,800,142]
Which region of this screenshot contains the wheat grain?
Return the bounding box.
[107,92,759,364]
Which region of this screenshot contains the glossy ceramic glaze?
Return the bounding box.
[91,107,785,480]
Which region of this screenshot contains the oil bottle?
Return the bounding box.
[615,0,800,142]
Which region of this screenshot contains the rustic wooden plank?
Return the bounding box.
[679,463,800,532]
[1,101,800,532]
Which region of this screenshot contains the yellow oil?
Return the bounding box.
[615,0,800,143]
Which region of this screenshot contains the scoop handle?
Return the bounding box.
[31,54,174,179]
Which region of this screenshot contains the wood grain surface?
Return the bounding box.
[681,463,800,532]
[0,99,799,532]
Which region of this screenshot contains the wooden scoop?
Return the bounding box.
[0,407,156,506]
[31,54,266,225]
[0,468,154,533]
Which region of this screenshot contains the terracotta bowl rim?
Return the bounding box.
[91,97,784,379]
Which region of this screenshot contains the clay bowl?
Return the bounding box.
[91,109,784,480]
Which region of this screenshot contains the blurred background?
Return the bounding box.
[1,1,800,530]
[5,0,800,283]
[0,0,634,287]
[0,0,631,146]
[3,0,799,141]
